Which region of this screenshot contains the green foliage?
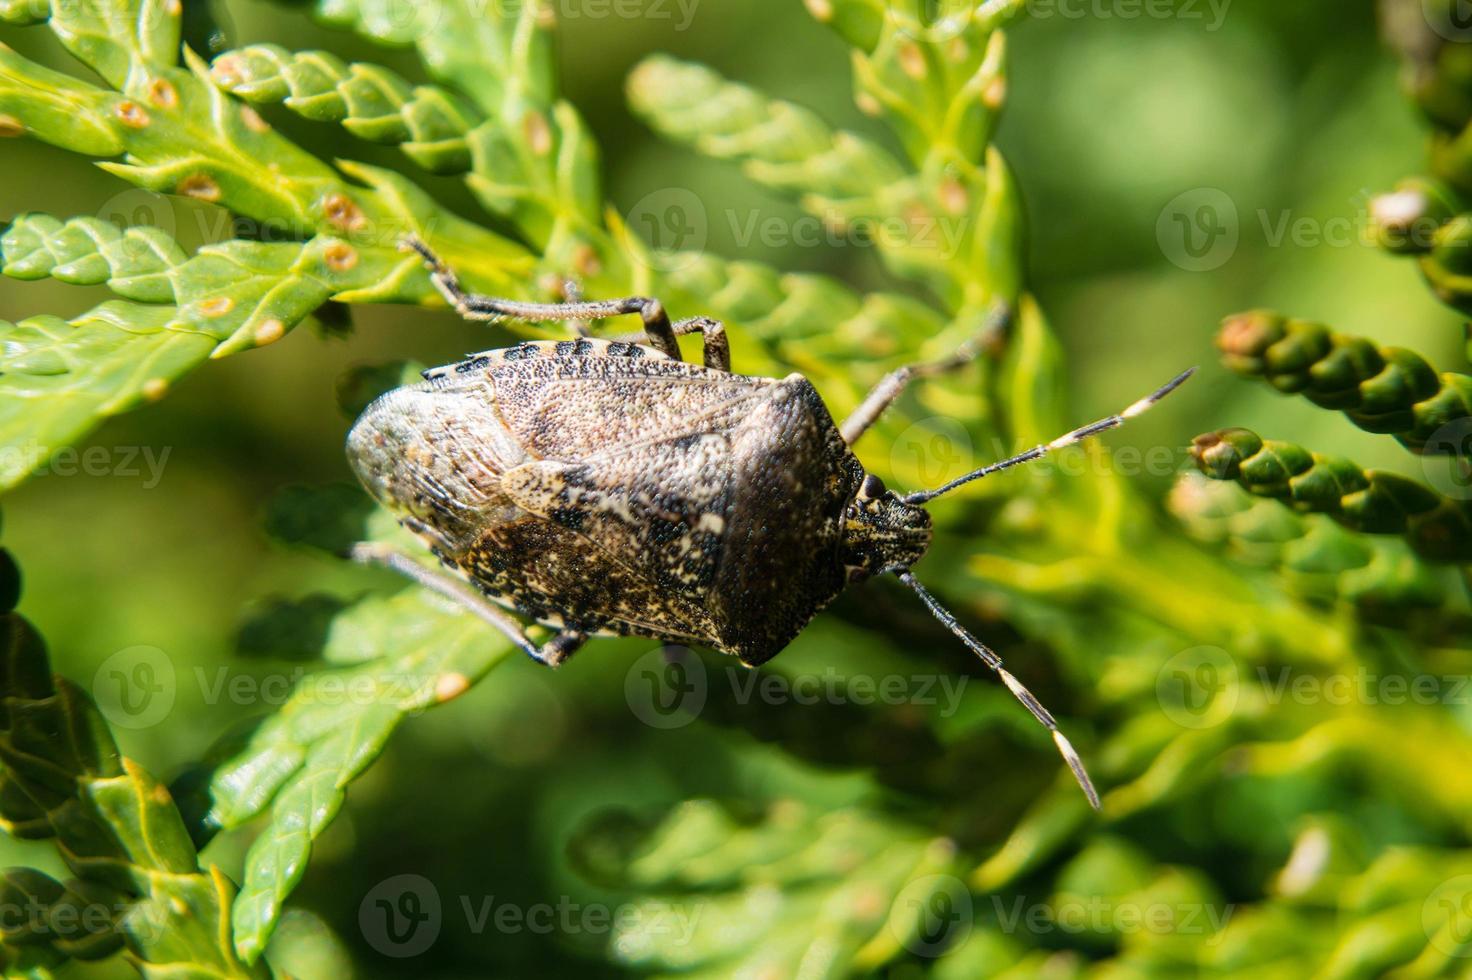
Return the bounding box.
[1157,7,1472,970]
[1378,0,1472,337]
[158,482,521,964]
[568,799,961,975]
[1171,474,1472,627]
[0,0,530,489]
[210,45,482,173]
[1191,427,1472,562]
[1216,311,1472,455]
[0,0,1469,977]
[210,585,514,963]
[0,534,263,978]
[628,35,1023,315]
[0,212,443,488]
[290,0,603,258]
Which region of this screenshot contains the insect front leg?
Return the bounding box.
[402,236,683,360]
[839,340,982,444]
[348,542,585,667]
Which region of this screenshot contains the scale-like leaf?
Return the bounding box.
[0,305,215,489]
[293,0,601,252]
[210,44,480,173]
[0,540,263,977]
[1217,311,1472,454]
[1170,473,1472,626]
[203,585,514,962]
[568,798,964,975]
[0,1,536,493]
[627,51,1022,314]
[0,215,454,488]
[1192,427,1472,562]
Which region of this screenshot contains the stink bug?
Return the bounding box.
[346,236,1195,808]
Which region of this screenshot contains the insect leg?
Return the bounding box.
[839,340,983,445]
[541,631,589,667]
[401,236,682,360]
[673,317,730,371]
[348,542,579,667]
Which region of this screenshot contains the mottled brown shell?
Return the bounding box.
[347,338,865,664]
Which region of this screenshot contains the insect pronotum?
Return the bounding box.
[346,236,1196,809]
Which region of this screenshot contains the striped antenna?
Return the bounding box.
[903,367,1196,505]
[896,571,1101,810]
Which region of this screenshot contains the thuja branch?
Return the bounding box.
[1191,427,1472,562]
[1216,311,1472,455]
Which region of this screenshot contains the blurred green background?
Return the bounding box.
[1,0,1469,976]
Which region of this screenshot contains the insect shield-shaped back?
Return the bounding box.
[346,339,875,665]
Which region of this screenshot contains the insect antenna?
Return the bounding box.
[902,367,1196,505]
[895,570,1101,810]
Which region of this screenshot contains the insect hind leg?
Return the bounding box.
[401,236,682,360]
[348,541,586,667]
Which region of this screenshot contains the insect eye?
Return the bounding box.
[860,474,887,499]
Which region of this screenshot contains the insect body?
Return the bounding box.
[350,341,922,666]
[347,237,1194,808]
